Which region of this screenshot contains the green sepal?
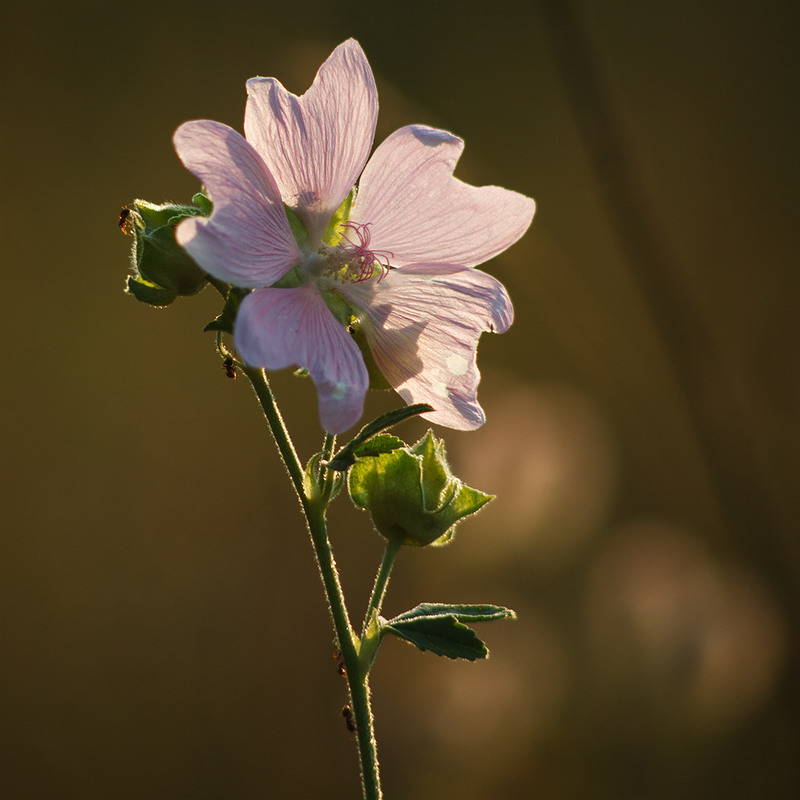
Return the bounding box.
[430,529,457,548]
[325,403,433,471]
[409,431,451,511]
[125,274,178,306]
[303,453,323,503]
[283,205,308,248]
[348,449,421,544]
[192,191,212,215]
[323,470,346,504]
[204,289,245,334]
[271,266,303,289]
[323,188,355,246]
[347,429,493,547]
[123,198,209,307]
[382,603,515,661]
[353,433,406,459]
[320,290,353,326]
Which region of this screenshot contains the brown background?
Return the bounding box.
[2,1,798,798]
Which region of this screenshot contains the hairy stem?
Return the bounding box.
[305,501,382,800]
[243,366,305,502]
[362,539,401,637]
[244,368,382,799]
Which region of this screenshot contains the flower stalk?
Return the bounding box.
[362,539,401,638]
[243,366,382,799]
[243,366,305,501]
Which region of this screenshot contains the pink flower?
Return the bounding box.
[173,39,535,434]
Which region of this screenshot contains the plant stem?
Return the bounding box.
[243,366,305,502]
[244,368,382,799]
[362,539,401,637]
[305,502,382,800]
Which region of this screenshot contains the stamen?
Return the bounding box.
[338,222,393,282]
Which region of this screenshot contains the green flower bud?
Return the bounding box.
[123,197,210,306]
[348,430,492,547]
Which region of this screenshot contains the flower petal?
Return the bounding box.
[235,285,369,433]
[351,125,535,268]
[173,120,300,288]
[342,264,514,430]
[244,39,378,245]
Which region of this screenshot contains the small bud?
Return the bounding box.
[348,430,492,547]
[123,197,210,306]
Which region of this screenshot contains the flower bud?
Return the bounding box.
[348,430,492,546]
[123,197,210,306]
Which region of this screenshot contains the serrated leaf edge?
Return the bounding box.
[382,616,488,661]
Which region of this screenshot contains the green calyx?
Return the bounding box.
[323,188,355,246]
[123,196,210,306]
[348,430,493,547]
[283,205,308,248]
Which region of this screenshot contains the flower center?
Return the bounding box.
[315,221,392,285]
[338,222,392,282]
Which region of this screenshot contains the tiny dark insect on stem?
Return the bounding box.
[341,704,356,734]
[333,649,346,678]
[223,357,237,379]
[118,206,132,234]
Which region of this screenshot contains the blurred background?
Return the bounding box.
[2,0,798,797]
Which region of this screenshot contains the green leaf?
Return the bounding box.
[382,603,516,661]
[383,615,488,661]
[325,403,433,471]
[390,603,516,624]
[203,316,231,333]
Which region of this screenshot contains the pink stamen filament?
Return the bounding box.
[338,221,393,282]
